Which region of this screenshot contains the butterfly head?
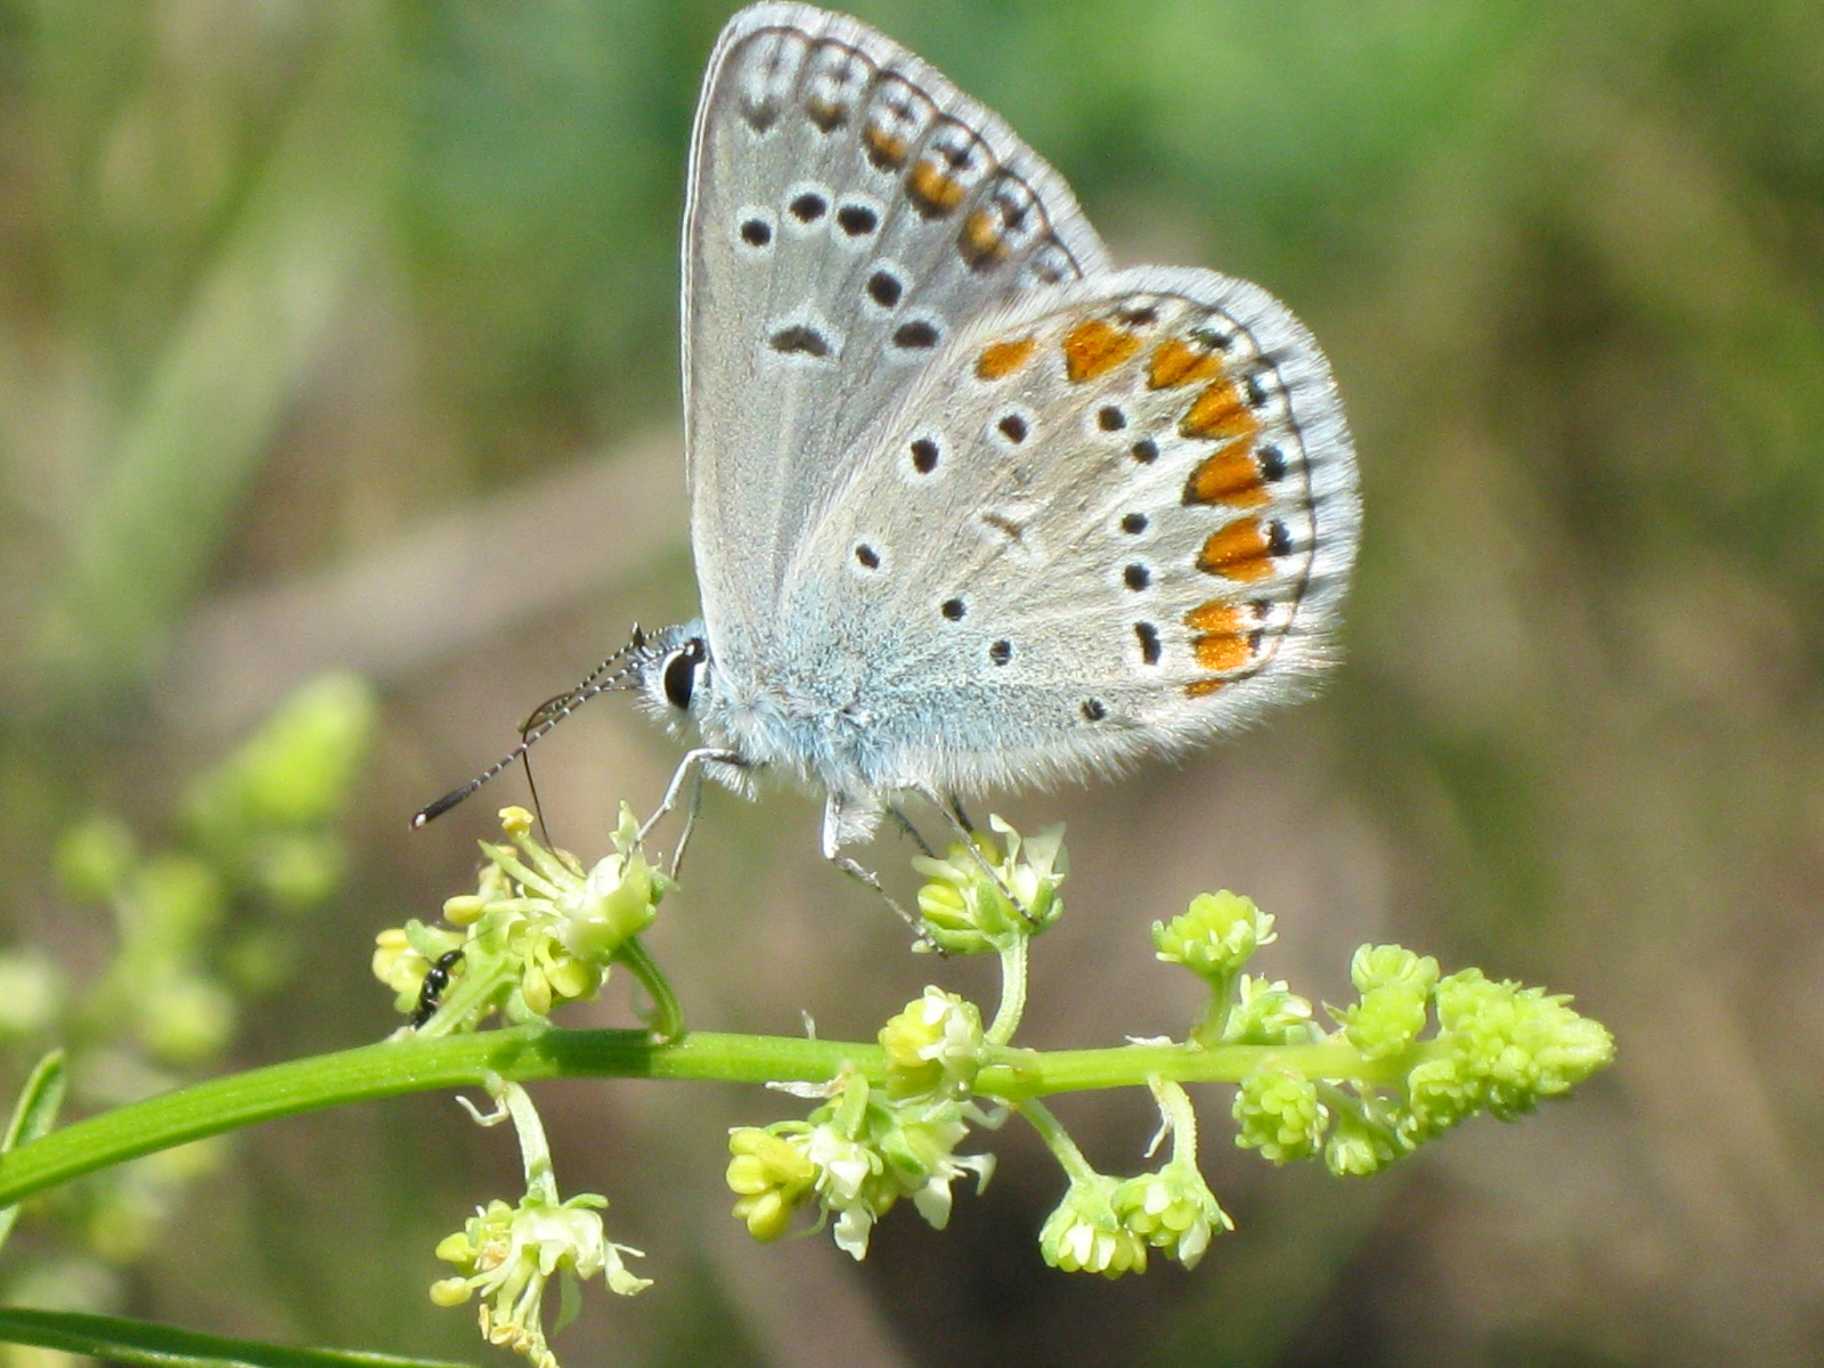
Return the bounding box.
[631,620,716,734]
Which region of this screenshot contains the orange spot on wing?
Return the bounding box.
[806,98,846,131]
[1186,599,1253,690]
[1182,439,1268,508]
[960,208,1008,267]
[864,126,910,169]
[1192,628,1252,672]
[1181,381,1260,443]
[1183,600,1242,633]
[908,160,965,215]
[1197,519,1274,581]
[1062,319,1141,383]
[1148,338,1224,389]
[976,336,1037,380]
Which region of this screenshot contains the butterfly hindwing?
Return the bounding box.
[777,266,1360,795]
[682,3,1110,675]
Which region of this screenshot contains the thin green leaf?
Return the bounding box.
[0,1050,66,1252]
[0,1306,474,1368]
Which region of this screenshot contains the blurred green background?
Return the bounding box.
[3,0,1820,1364]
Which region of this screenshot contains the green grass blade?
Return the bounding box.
[0,1050,66,1252]
[0,1306,473,1368]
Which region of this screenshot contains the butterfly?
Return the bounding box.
[417,3,1360,918]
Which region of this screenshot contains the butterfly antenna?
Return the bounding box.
[410,626,649,830]
[518,697,560,848]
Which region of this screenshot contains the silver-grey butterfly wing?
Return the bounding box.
[682,3,1110,679]
[779,266,1360,797]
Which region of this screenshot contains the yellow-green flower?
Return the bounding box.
[878,987,985,1097]
[912,816,1065,954]
[431,1084,646,1368]
[1108,1079,1232,1267]
[1234,1065,1326,1164]
[1221,974,1317,1045]
[1112,1170,1231,1269]
[1153,890,1274,982]
[1332,945,1441,1059]
[726,1128,817,1242]
[432,1193,647,1368]
[1399,968,1616,1141]
[1039,1173,1148,1279]
[728,1073,994,1259]
[1324,1098,1406,1177]
[376,805,668,1030]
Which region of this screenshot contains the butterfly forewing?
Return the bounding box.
[779,267,1360,795]
[682,3,1110,675]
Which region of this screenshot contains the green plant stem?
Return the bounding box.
[1149,1076,1199,1161]
[495,1083,558,1201]
[975,1037,1443,1098]
[617,935,684,1041]
[0,1029,1447,1210]
[985,940,1028,1046]
[1014,1097,1099,1185]
[1189,972,1238,1047]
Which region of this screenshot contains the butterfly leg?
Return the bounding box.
[885,804,936,858]
[822,793,921,934]
[640,746,745,856]
[668,767,707,878]
[947,795,978,836]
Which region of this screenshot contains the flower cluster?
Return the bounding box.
[1333,945,1440,1059]
[726,1067,996,1260]
[1038,1171,1148,1278]
[1233,1066,1327,1164]
[911,816,1065,954]
[878,987,985,1098]
[1227,947,1614,1176]
[1153,890,1275,982]
[720,814,1076,1264]
[429,1083,646,1368]
[387,810,1614,1344]
[1222,973,1318,1046]
[373,804,668,1032]
[1037,1081,1233,1278]
[29,677,373,1291]
[51,675,377,1068]
[431,1194,648,1368]
[1402,968,1616,1140]
[1153,890,1321,1048]
[1137,881,1619,1181]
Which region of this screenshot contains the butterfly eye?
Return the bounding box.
[663,639,707,711]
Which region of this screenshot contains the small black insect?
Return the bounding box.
[410,948,466,1028]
